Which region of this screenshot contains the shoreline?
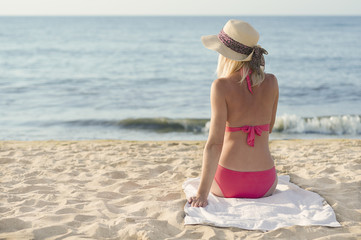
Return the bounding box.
[0,137,359,143]
[0,139,360,239]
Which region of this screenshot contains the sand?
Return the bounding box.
[0,139,360,240]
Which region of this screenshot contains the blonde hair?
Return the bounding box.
[216,54,265,87]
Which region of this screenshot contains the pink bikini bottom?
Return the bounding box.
[214,165,276,198]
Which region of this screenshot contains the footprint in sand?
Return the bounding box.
[105,171,128,179]
[32,225,68,240]
[74,214,97,222]
[118,181,141,192]
[156,192,181,201]
[0,218,31,233]
[96,191,123,199]
[0,158,15,164]
[55,208,78,214]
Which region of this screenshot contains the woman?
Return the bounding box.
[188,20,279,207]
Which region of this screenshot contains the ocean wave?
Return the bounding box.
[59,115,361,136]
[273,114,361,135]
[62,118,209,133]
[117,118,208,133]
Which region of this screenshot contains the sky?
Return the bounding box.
[0,0,360,16]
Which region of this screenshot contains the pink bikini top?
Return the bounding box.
[225,70,270,147]
[226,124,270,147]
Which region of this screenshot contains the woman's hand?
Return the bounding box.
[188,194,208,207]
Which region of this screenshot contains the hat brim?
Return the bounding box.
[201,35,254,62]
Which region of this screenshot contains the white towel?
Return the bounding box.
[183,175,340,231]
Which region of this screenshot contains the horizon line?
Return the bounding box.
[0,14,360,17]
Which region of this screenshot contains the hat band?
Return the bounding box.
[218,29,254,56]
[217,29,268,70]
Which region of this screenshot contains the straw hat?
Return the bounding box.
[201,20,268,70]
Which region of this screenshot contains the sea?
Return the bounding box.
[0,16,360,141]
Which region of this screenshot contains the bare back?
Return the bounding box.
[219,72,279,172]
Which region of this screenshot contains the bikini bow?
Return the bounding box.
[241,125,268,147]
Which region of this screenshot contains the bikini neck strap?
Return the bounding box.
[246,70,253,94]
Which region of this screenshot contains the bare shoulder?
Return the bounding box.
[265,73,278,83]
[264,73,279,89]
[211,77,229,94]
[212,77,228,86]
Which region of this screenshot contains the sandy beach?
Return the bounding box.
[0,139,360,239]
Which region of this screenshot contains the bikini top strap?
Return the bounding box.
[246,70,253,94]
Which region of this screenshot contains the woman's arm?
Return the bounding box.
[188,78,227,207]
[269,75,279,133]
